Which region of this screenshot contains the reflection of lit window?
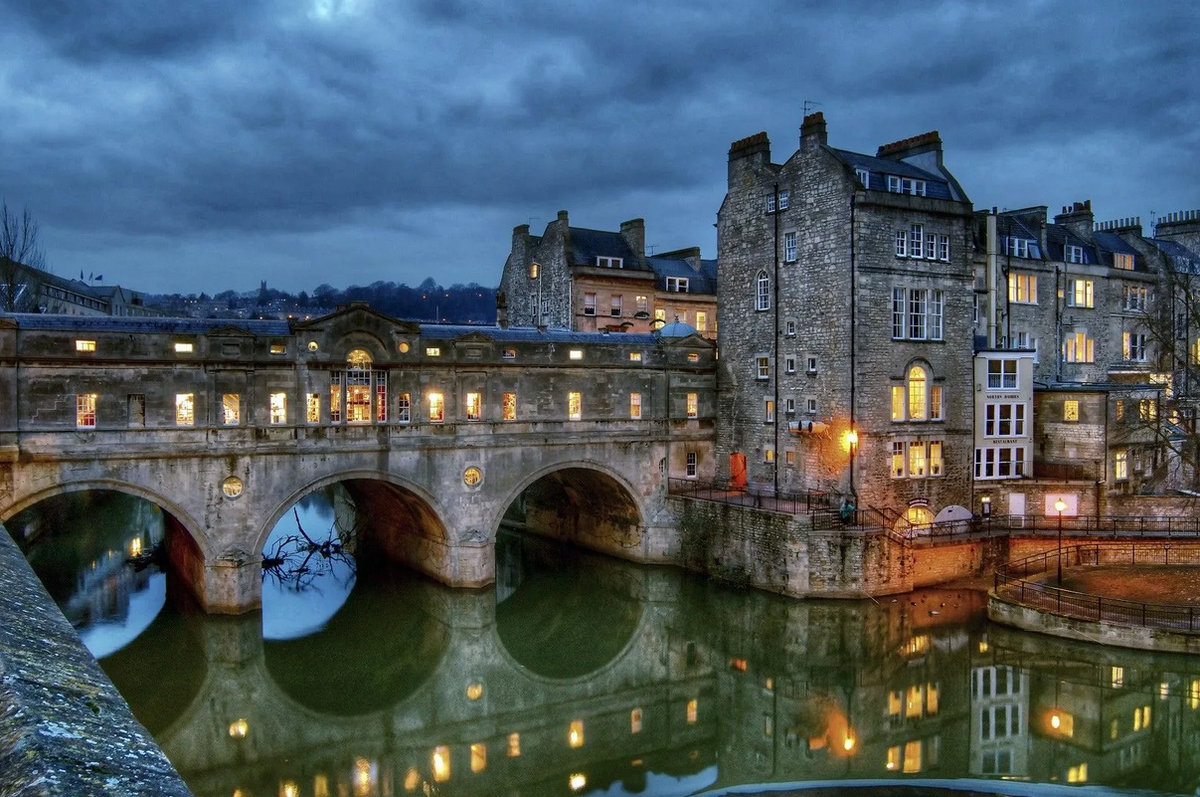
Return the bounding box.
[429,392,444,423]
[631,708,643,733]
[1067,762,1088,783]
[176,393,194,426]
[888,691,902,717]
[686,699,698,724]
[903,740,922,773]
[228,718,249,738]
[502,392,516,421]
[404,768,420,791]
[568,392,582,421]
[729,658,748,672]
[353,758,375,796]
[1191,679,1200,709]
[1133,704,1151,731]
[432,745,450,781]
[569,774,587,791]
[1112,666,1125,688]
[76,393,97,428]
[926,682,939,715]
[314,774,329,797]
[466,683,483,700]
[886,745,900,770]
[903,635,930,656]
[269,392,286,425]
[470,743,486,773]
[507,733,520,757]
[568,720,584,748]
[906,685,923,718]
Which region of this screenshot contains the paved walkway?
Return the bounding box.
[1059,565,1200,606]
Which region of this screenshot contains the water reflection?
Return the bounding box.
[11,491,167,658]
[14,493,1200,796]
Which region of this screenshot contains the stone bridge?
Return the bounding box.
[0,306,717,612]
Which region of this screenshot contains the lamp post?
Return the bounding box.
[1055,498,1067,585]
[846,429,859,496]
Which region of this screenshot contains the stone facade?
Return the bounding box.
[497,211,718,338]
[716,114,977,527]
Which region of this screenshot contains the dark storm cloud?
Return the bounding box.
[0,0,1197,293]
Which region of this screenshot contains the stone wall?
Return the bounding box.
[0,524,193,796]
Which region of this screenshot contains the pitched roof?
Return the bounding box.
[1147,238,1200,274]
[420,324,661,345]
[1,313,291,335]
[567,227,645,270]
[829,148,955,200]
[645,256,718,295]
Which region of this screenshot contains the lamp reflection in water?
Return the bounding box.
[569,773,587,791]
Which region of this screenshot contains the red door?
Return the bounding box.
[730,452,747,489]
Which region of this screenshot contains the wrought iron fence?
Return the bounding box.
[994,543,1200,633]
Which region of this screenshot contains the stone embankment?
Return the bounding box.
[0,525,192,797]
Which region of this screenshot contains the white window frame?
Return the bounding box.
[610,295,622,317]
[938,235,950,262]
[1123,331,1147,362]
[1066,244,1085,264]
[1007,273,1037,304]
[666,277,689,293]
[895,230,908,258]
[686,451,697,478]
[984,402,1027,438]
[785,320,796,336]
[756,356,770,380]
[755,271,770,311]
[1066,279,1094,308]
[1114,253,1134,270]
[785,357,796,374]
[974,445,1027,479]
[778,189,790,210]
[856,168,870,186]
[76,393,97,429]
[1064,331,1095,363]
[909,224,924,259]
[597,256,623,268]
[987,359,1018,389]
[583,293,596,316]
[784,231,797,263]
[765,192,776,213]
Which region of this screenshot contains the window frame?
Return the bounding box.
[755,271,770,311]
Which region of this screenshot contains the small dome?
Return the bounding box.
[655,319,697,338]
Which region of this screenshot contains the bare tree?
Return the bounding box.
[0,200,47,312]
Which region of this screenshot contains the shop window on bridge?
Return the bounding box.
[465,392,482,421]
[176,393,195,426]
[429,392,444,423]
[223,394,240,425]
[306,393,320,424]
[398,392,411,423]
[76,393,96,428]
[502,392,517,421]
[269,392,287,425]
[568,392,582,421]
[127,394,145,427]
[329,350,388,423]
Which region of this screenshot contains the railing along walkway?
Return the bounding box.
[994,543,1200,633]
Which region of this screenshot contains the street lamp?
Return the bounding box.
[845,429,859,498]
[1055,498,1067,585]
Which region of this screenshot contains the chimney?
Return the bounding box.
[619,218,645,258]
[800,112,827,152]
[877,130,943,166]
[657,246,702,271]
[1054,200,1094,239]
[511,223,530,260]
[728,131,771,186]
[1156,208,1200,252]
[496,290,508,329]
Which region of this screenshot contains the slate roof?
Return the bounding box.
[646,256,718,295]
[1147,238,1200,274]
[419,324,660,345]
[1,313,292,335]
[830,149,955,200]
[1045,224,1099,265]
[567,227,646,271]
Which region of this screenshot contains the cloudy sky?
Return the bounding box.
[1,0,1197,295]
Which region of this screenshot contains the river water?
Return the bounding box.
[11,490,1200,796]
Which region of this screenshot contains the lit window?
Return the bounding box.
[688,352,699,362]
[1064,331,1094,362]
[376,371,387,422]
[75,339,96,352]
[223,394,240,425]
[1066,279,1094,308]
[569,349,583,360]
[76,394,97,428]
[568,720,584,748]
[695,311,707,331]
[568,392,582,421]
[270,343,286,355]
[655,308,667,324]
[1123,331,1147,361]
[907,366,927,420]
[502,347,516,359]
[330,371,342,423]
[1115,450,1128,480]
[502,392,516,421]
[631,708,643,734]
[756,271,770,311]
[686,451,697,478]
[1140,398,1157,420]
[763,447,774,463]
[429,392,444,423]
[891,442,905,478]
[687,393,698,418]
[629,351,642,362]
[1114,252,1134,270]
[426,347,441,357]
[1007,272,1037,304]
[908,441,926,478]
[398,392,411,423]
[764,399,774,423]
[174,341,194,353]
[930,385,943,421]
[465,392,482,421]
[636,295,648,313]
[529,262,539,278]
[307,393,320,424]
[176,393,195,426]
[269,392,286,424]
[630,392,642,420]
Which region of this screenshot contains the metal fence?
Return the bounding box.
[994,543,1200,633]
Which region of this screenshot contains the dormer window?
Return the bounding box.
[666,277,689,293]
[856,168,870,187]
[597,256,623,269]
[1004,237,1039,258]
[886,176,926,196]
[1066,244,1087,264]
[1114,253,1134,270]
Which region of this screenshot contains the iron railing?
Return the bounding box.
[667,478,839,515]
[994,543,1200,633]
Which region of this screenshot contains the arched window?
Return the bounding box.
[907,366,927,420]
[756,271,770,311]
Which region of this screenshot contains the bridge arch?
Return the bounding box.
[489,460,648,559]
[254,469,452,584]
[2,479,211,558]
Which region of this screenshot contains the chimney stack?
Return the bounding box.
[800,112,827,152]
[1054,200,1094,239]
[619,218,646,258]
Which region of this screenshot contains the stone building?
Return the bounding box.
[716,113,977,527]
[497,211,718,338]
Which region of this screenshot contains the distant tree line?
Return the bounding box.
[150,278,498,324]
